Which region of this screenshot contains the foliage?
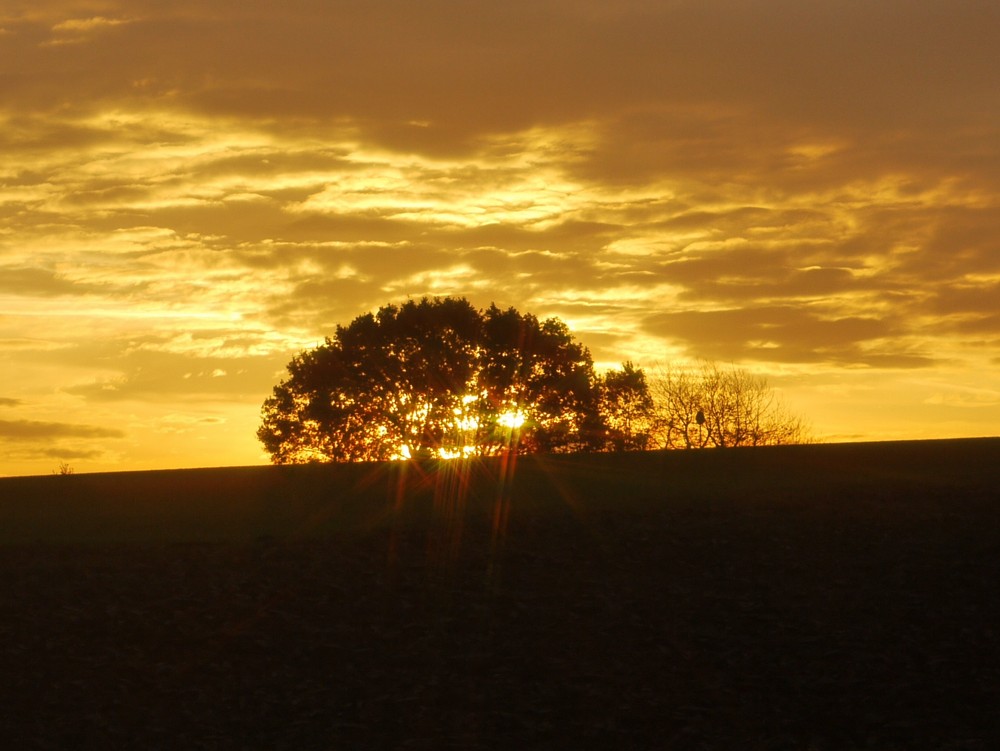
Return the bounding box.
[258,298,606,463]
[599,361,656,451]
[651,361,809,449]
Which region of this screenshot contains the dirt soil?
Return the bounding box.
[1,442,998,749]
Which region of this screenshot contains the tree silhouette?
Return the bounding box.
[651,361,809,448]
[258,298,606,463]
[600,361,655,451]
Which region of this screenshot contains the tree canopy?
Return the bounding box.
[258,297,613,463]
[600,361,656,452]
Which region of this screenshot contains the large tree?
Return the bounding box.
[258,298,605,463]
[651,361,810,449]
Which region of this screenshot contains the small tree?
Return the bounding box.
[651,361,809,448]
[648,364,708,449]
[600,362,656,451]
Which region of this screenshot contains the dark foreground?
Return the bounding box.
[2,439,999,749]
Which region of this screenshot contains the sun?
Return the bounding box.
[497,410,527,429]
[390,404,528,461]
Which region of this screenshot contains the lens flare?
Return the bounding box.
[497,410,526,429]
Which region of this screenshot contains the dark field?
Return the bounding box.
[2,439,999,749]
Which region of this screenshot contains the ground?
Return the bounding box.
[1,440,998,749]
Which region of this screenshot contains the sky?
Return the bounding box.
[2,0,999,475]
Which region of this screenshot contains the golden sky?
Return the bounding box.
[2,0,998,475]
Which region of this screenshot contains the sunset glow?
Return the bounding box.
[2,1,998,475]
[497,411,527,431]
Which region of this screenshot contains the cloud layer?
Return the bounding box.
[2,0,998,473]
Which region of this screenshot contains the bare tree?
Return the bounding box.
[649,364,713,449]
[650,361,809,448]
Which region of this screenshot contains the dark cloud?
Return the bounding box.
[670,263,871,305]
[0,419,124,440]
[265,277,377,332]
[0,115,113,154]
[281,215,428,245]
[0,267,99,296]
[0,398,23,407]
[920,207,1000,277]
[642,305,934,367]
[38,447,106,460]
[3,1,996,143]
[457,247,595,285]
[928,282,1000,317]
[939,313,1000,337]
[3,445,107,464]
